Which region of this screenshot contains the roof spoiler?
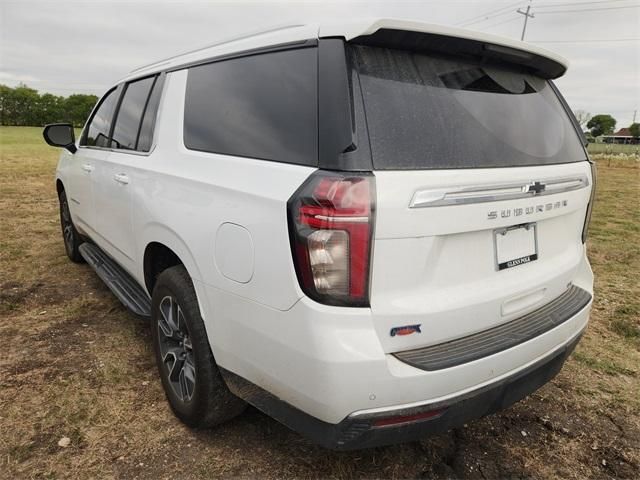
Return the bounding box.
[349,28,566,79]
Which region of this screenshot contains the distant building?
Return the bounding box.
[602,128,638,144]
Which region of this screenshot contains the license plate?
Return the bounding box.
[494,223,538,271]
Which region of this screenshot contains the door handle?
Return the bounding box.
[81,164,94,173]
[113,173,130,185]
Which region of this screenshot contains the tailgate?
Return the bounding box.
[370,161,592,353]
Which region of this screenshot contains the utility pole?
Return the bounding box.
[517,3,535,41]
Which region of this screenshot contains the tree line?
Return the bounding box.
[0,83,97,127]
[573,109,639,140]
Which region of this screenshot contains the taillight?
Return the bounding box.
[372,408,446,428]
[288,171,375,307]
[582,160,597,243]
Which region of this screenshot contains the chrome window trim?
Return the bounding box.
[409,175,589,208]
[76,144,156,157]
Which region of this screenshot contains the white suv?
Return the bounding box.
[43,19,595,450]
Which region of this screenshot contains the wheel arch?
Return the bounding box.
[140,224,203,297]
[138,226,215,364]
[142,234,218,366]
[144,242,184,295]
[56,178,64,195]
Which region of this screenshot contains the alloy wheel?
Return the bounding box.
[60,197,74,252]
[157,295,196,402]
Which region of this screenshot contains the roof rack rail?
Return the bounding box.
[129,23,305,74]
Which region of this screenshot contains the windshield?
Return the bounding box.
[350,45,586,169]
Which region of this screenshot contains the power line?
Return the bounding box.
[455,1,521,26]
[530,38,640,42]
[529,38,640,43]
[455,1,523,27]
[536,0,633,8]
[460,9,515,28]
[454,1,639,38]
[536,4,640,14]
[457,0,639,29]
[476,16,523,31]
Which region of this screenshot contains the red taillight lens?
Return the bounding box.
[288,171,375,307]
[372,408,446,428]
[582,160,597,244]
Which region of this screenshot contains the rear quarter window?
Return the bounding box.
[183,48,318,166]
[111,76,155,150]
[350,45,587,169]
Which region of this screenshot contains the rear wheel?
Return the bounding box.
[58,190,84,263]
[151,265,246,427]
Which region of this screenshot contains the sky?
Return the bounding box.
[1,0,639,128]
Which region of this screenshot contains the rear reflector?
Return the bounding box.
[372,408,446,428]
[582,160,597,243]
[288,171,375,307]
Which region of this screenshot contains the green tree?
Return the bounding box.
[0,84,14,125]
[587,114,616,138]
[38,93,64,125]
[12,83,41,126]
[0,84,98,127]
[629,123,640,140]
[63,94,98,127]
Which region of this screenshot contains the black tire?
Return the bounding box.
[151,265,246,428]
[58,190,85,263]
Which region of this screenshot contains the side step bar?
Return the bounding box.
[79,243,151,318]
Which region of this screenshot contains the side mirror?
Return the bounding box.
[43,123,77,154]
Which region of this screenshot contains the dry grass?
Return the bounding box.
[586,143,640,157]
[1,127,638,479]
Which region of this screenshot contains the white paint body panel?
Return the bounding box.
[318,18,567,69]
[197,254,591,423]
[121,18,566,83]
[215,223,254,284]
[371,162,592,353]
[55,19,592,426]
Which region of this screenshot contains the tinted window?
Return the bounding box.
[137,75,164,152]
[83,88,120,147]
[111,76,155,150]
[184,48,317,166]
[350,45,586,169]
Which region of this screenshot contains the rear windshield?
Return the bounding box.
[350,45,586,169]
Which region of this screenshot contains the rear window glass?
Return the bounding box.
[183,48,317,166]
[350,45,586,169]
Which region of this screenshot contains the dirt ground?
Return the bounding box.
[1,127,638,479]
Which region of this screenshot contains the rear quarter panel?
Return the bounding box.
[131,70,315,358]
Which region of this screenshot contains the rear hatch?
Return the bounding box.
[348,43,593,353]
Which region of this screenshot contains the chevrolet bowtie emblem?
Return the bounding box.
[524,181,546,195]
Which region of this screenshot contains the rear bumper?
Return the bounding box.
[393,285,591,371]
[221,330,583,450]
[197,251,593,437]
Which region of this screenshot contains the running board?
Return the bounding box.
[79,243,151,318]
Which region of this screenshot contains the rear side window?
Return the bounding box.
[350,45,586,169]
[111,76,155,150]
[137,76,164,152]
[83,87,120,147]
[183,48,318,166]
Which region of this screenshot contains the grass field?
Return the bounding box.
[1,126,638,479]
